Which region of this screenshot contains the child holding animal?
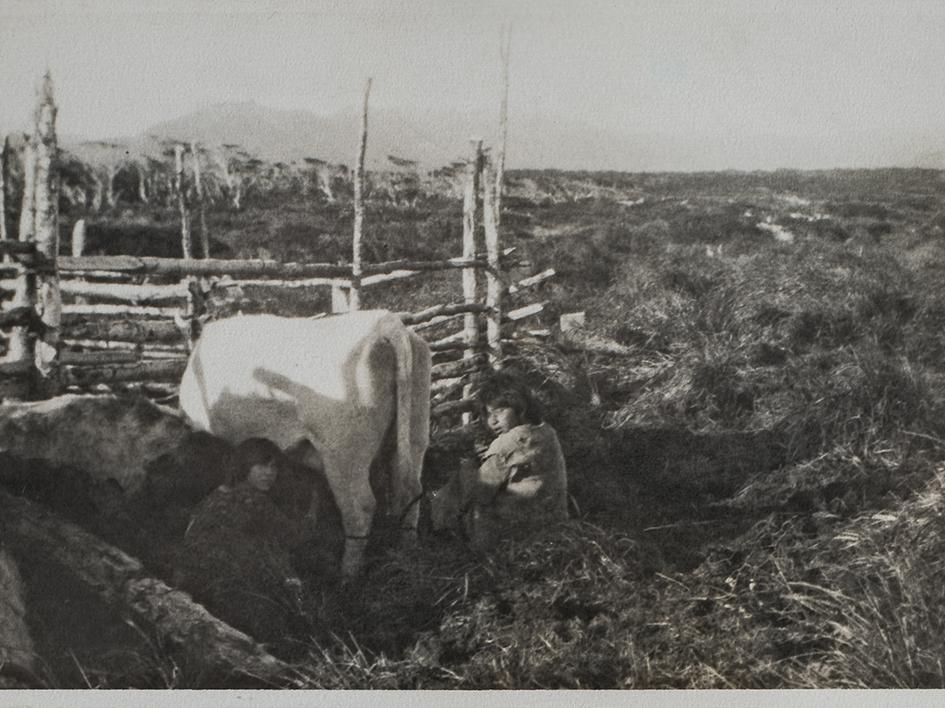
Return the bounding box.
[430,372,569,550]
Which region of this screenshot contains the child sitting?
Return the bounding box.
[431,372,569,550]
[173,438,309,647]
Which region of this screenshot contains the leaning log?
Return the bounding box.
[431,397,478,418]
[400,302,490,326]
[507,268,555,296]
[504,301,546,322]
[0,489,294,686]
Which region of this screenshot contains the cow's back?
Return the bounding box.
[179,311,401,450]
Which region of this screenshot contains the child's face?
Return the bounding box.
[486,404,520,436]
[247,459,278,491]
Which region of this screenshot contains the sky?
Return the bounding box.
[2,0,945,170]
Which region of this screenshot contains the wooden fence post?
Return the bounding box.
[32,73,62,387]
[6,136,36,368]
[0,135,8,250]
[494,25,511,228]
[461,139,483,422]
[350,77,372,312]
[71,219,88,307]
[482,159,502,368]
[191,142,209,259]
[174,145,192,259]
[71,219,86,257]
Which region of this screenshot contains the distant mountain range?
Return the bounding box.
[139,100,665,171]
[57,100,945,172]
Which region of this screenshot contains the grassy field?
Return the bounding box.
[10,166,945,688]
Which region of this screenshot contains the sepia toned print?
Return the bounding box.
[1,0,945,692]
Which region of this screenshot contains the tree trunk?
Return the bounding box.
[105,165,117,208]
[0,488,294,687]
[137,164,149,204]
[91,174,104,212]
[232,176,242,211]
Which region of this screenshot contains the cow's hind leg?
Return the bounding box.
[319,455,376,581]
[392,469,423,547]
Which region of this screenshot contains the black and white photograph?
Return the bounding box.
[2,0,945,697]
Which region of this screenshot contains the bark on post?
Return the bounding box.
[461,139,483,422]
[350,77,372,312]
[174,145,192,259]
[32,73,62,387]
[482,160,502,368]
[0,489,294,687]
[191,142,209,259]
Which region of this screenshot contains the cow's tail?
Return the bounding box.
[377,312,431,494]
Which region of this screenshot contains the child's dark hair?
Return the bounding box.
[230,437,282,486]
[476,372,543,425]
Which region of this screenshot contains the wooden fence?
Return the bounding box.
[0,76,555,426]
[0,244,553,424]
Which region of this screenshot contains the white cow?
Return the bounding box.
[178,311,431,579]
